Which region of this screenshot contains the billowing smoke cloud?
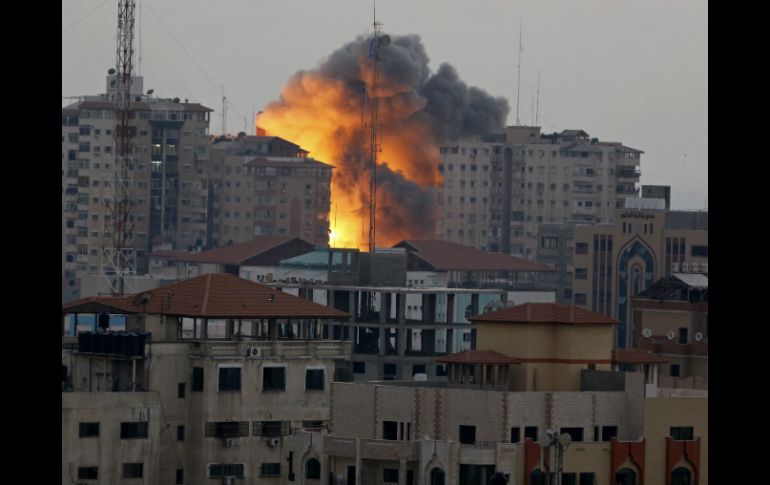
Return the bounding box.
[260,34,509,248]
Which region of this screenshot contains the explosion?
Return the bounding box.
[259,34,509,249]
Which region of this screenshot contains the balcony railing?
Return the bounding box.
[197,340,351,359]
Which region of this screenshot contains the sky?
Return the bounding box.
[62,0,707,210]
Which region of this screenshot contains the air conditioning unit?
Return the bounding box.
[268,437,280,447]
[246,347,261,357]
[223,438,236,448]
[222,477,236,485]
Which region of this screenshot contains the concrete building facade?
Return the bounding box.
[438,127,642,258]
[62,76,213,297]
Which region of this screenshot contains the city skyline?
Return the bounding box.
[62,0,707,211]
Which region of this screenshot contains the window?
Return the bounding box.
[560,427,584,442]
[383,363,397,379]
[670,426,694,440]
[670,364,681,377]
[209,464,245,478]
[575,242,588,254]
[459,425,476,444]
[305,368,325,391]
[192,367,204,391]
[177,425,185,441]
[678,327,688,344]
[205,421,249,437]
[79,422,100,438]
[383,469,399,483]
[218,367,241,391]
[176,469,184,484]
[691,245,708,257]
[178,382,186,398]
[412,364,426,376]
[579,473,596,485]
[575,268,588,280]
[574,293,587,306]
[562,473,577,485]
[121,422,148,439]
[306,458,321,479]
[436,364,447,376]
[123,463,143,478]
[353,361,366,374]
[525,426,538,442]
[601,426,618,441]
[510,427,521,443]
[263,366,286,391]
[254,420,290,437]
[260,463,281,477]
[78,467,98,479]
[383,421,398,440]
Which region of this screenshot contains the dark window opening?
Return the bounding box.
[678,327,688,344]
[670,364,681,377]
[79,422,100,438]
[383,420,398,440]
[352,361,366,374]
[78,467,98,480]
[510,427,521,443]
[562,473,577,485]
[383,468,399,483]
[560,427,584,442]
[260,463,281,477]
[579,472,596,485]
[383,363,397,380]
[123,463,143,478]
[178,382,186,398]
[120,422,148,439]
[192,367,204,391]
[459,425,476,444]
[205,421,249,438]
[263,367,286,391]
[176,469,184,484]
[209,464,245,478]
[525,426,538,442]
[306,458,321,479]
[177,425,185,441]
[670,426,694,441]
[218,367,241,391]
[436,364,447,376]
[305,368,325,390]
[602,426,618,441]
[254,421,290,437]
[412,364,426,376]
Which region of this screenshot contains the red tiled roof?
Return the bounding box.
[437,349,520,365]
[469,303,618,325]
[396,240,555,272]
[612,349,669,364]
[62,273,349,319]
[175,236,310,265]
[149,250,188,259]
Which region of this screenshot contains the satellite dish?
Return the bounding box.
[667,330,676,341]
[694,332,704,342]
[133,291,154,307]
[559,433,572,448]
[173,97,180,103]
[642,328,652,338]
[379,34,391,47]
[147,89,154,95]
[108,68,116,75]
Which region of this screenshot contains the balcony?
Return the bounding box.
[196,340,351,360]
[617,166,641,179]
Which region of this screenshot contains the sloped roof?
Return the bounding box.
[613,349,669,364]
[395,240,555,272]
[62,273,349,319]
[437,349,520,365]
[176,236,312,265]
[469,303,618,325]
[671,273,708,288]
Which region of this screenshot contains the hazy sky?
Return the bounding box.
[62,0,707,210]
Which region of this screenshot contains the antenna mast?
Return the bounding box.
[100,0,137,295]
[535,70,540,125]
[221,86,228,136]
[515,17,522,126]
[368,1,382,253]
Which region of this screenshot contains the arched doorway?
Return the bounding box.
[430,467,445,485]
[304,458,320,480]
[530,468,546,485]
[615,467,637,485]
[671,466,692,485]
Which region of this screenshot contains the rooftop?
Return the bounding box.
[395,240,555,273]
[62,273,349,319]
[174,236,313,265]
[469,303,619,326]
[613,349,669,365]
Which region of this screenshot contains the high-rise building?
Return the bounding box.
[438,126,643,258]
[208,136,332,247]
[62,76,213,295]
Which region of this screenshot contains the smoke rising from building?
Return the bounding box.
[260,33,509,249]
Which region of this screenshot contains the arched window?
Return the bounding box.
[305,458,320,480]
[615,467,637,485]
[671,467,692,485]
[530,469,546,485]
[430,467,445,485]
